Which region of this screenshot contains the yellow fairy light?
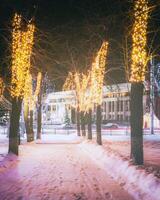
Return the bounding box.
[24,71,42,111]
[77,73,90,112]
[130,0,149,82]
[11,13,35,98]
[63,72,75,91]
[0,78,4,96]
[90,41,108,105]
[34,72,42,99]
[24,72,33,109]
[63,41,108,113]
[63,71,90,112]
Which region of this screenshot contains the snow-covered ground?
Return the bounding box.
[0,134,8,156]
[0,132,160,200]
[0,136,134,200]
[102,134,160,174]
[81,139,160,200]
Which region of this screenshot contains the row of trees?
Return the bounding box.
[0,0,153,168]
[63,41,108,145]
[63,0,151,165]
[0,13,43,155]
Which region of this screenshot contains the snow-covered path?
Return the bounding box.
[0,141,134,200]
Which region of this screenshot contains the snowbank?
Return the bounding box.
[80,141,160,200]
[102,135,160,177]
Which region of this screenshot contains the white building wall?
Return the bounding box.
[42,83,160,127]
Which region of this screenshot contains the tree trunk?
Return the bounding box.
[24,103,30,142]
[37,91,42,139]
[130,83,144,165]
[9,97,22,155]
[29,109,34,142]
[87,109,92,140]
[96,104,102,145]
[76,106,81,136]
[80,111,86,136]
[24,104,34,142]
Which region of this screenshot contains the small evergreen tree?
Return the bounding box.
[64,110,70,125]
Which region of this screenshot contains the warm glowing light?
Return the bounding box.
[90,41,108,106]
[11,13,35,98]
[34,72,42,99]
[24,72,33,109]
[63,41,108,113]
[130,0,149,82]
[24,72,42,111]
[77,72,91,112]
[0,78,4,96]
[63,72,75,91]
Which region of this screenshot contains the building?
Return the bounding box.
[42,90,76,124]
[42,83,160,127]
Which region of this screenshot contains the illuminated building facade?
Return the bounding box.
[42,83,160,127]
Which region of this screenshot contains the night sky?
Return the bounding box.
[0,0,160,89]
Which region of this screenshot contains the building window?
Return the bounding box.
[52,105,56,112]
[121,101,123,111]
[104,102,106,113]
[125,100,130,111]
[48,105,51,111]
[109,102,111,112]
[117,101,119,112]
[112,102,114,112]
[117,114,120,121]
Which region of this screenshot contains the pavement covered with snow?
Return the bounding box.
[0,132,160,200]
[0,137,134,200]
[81,140,160,200]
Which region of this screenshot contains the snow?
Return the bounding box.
[0,136,134,200]
[102,134,160,174]
[80,140,160,200]
[37,133,82,144]
[0,153,17,173]
[0,132,160,200]
[0,133,8,156]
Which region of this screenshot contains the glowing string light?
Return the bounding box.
[90,41,108,106]
[0,78,4,96]
[130,0,149,82]
[24,72,33,109]
[11,13,35,98]
[63,71,90,112]
[24,72,42,111]
[34,72,42,99]
[63,41,108,113]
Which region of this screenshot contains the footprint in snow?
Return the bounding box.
[73,192,86,200]
[105,192,113,199]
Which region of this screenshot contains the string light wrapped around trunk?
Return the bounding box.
[90,41,108,105]
[63,72,75,91]
[0,78,4,96]
[63,71,90,112]
[63,41,108,113]
[77,73,90,112]
[24,72,42,111]
[34,72,42,99]
[130,0,149,82]
[24,72,33,109]
[11,13,35,98]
